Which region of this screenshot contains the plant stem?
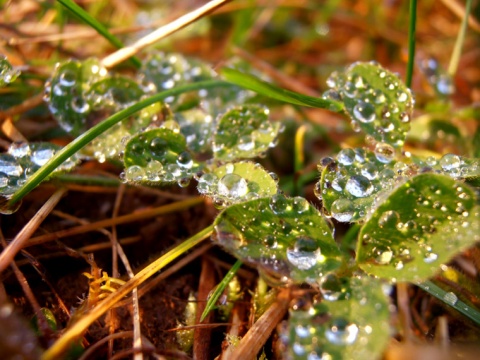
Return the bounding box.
[8,80,230,206]
[419,280,480,326]
[57,0,141,68]
[42,225,214,360]
[406,0,417,88]
[447,0,473,77]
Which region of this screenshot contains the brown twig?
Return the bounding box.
[0,188,66,273]
[228,288,290,360]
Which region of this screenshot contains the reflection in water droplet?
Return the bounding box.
[378,210,400,228]
[331,198,354,222]
[353,101,376,123]
[325,318,359,345]
[337,149,355,166]
[217,174,248,198]
[374,143,395,164]
[269,194,291,214]
[345,175,373,198]
[439,154,461,171]
[31,148,55,166]
[443,292,458,306]
[286,236,323,270]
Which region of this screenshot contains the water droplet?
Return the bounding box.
[337,148,355,166]
[345,175,373,198]
[331,198,354,222]
[361,163,378,180]
[320,274,346,301]
[269,194,291,214]
[225,163,235,174]
[125,165,145,181]
[59,70,76,87]
[375,246,393,265]
[292,197,310,214]
[440,154,461,172]
[217,174,248,198]
[378,210,400,228]
[286,236,323,270]
[31,148,55,167]
[325,318,358,345]
[443,292,458,306]
[396,91,408,102]
[353,101,376,123]
[176,151,193,169]
[374,143,395,164]
[150,137,168,157]
[424,252,438,263]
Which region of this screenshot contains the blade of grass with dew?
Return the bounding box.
[448,0,473,76]
[419,280,480,326]
[220,68,343,111]
[57,0,141,68]
[8,80,230,206]
[406,0,417,88]
[200,259,242,322]
[42,225,214,360]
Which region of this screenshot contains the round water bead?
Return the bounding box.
[217,173,248,198]
[325,318,359,345]
[286,236,323,271]
[345,175,373,198]
[331,198,354,222]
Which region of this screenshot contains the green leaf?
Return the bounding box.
[325,61,413,148]
[45,58,108,136]
[0,142,81,198]
[318,148,400,223]
[200,260,242,322]
[213,195,342,284]
[9,79,230,208]
[140,52,251,115]
[176,108,215,153]
[88,102,163,163]
[0,56,20,87]
[197,161,278,206]
[87,76,146,110]
[283,276,390,360]
[356,173,480,282]
[213,105,281,161]
[123,126,199,186]
[221,67,343,111]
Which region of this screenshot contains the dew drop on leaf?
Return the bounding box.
[353,101,376,123]
[345,175,373,197]
[443,292,458,306]
[331,198,354,222]
[325,318,359,345]
[217,174,248,198]
[286,236,323,270]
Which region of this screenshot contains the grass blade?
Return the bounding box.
[419,280,480,326]
[448,0,473,77]
[406,0,417,88]
[220,68,343,111]
[200,259,242,322]
[8,80,230,206]
[57,0,141,68]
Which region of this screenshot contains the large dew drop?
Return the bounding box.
[345,175,373,198]
[286,236,323,270]
[217,174,248,198]
[353,101,376,123]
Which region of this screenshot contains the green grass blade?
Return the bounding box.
[8,80,230,206]
[57,0,142,68]
[200,259,242,322]
[406,0,417,88]
[419,280,480,326]
[220,68,343,111]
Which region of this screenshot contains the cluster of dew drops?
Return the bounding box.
[322,62,413,148]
